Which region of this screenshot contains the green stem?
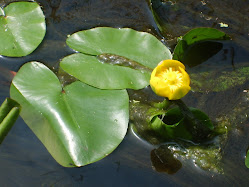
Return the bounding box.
[152,98,171,110]
[0,98,21,144]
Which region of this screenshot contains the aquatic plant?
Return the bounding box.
[1,1,247,173]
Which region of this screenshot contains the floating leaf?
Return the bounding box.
[10,62,129,167]
[61,53,151,90]
[0,2,46,57]
[173,28,230,65]
[61,27,172,89]
[0,98,21,144]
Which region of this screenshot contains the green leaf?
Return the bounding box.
[10,62,129,167]
[173,28,230,64]
[66,27,171,68]
[62,27,172,89]
[0,2,46,57]
[150,108,192,140]
[246,150,249,168]
[0,98,21,144]
[60,53,151,90]
[150,107,213,141]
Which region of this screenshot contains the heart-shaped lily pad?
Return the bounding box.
[10,62,129,167]
[61,27,172,90]
[0,2,46,57]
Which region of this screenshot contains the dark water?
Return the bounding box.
[0,0,249,186]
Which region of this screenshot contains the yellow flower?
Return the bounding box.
[150,60,191,100]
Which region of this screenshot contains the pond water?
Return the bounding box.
[0,0,249,186]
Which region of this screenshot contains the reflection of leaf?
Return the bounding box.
[10,62,129,167]
[61,27,172,89]
[0,98,21,144]
[151,145,182,174]
[173,28,230,64]
[0,2,46,57]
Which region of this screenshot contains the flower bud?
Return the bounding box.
[150,60,191,100]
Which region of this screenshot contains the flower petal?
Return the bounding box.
[179,67,191,86]
[150,59,190,100]
[168,85,191,100]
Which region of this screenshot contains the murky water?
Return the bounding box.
[0,0,249,186]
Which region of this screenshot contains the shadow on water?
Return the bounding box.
[0,0,249,186]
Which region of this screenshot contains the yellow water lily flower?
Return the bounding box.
[150,60,191,100]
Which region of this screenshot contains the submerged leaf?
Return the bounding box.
[151,145,182,174]
[62,27,172,89]
[190,67,249,92]
[0,2,46,57]
[10,62,129,167]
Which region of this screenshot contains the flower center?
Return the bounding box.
[161,67,183,91]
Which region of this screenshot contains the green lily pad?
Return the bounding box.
[0,98,21,144]
[61,27,172,89]
[10,62,129,167]
[0,2,46,57]
[60,53,151,90]
[173,28,230,64]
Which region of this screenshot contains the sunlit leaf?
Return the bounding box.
[61,53,151,90]
[10,62,129,167]
[0,98,21,144]
[0,2,46,57]
[61,27,172,89]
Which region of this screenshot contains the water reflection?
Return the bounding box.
[151,145,182,174]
